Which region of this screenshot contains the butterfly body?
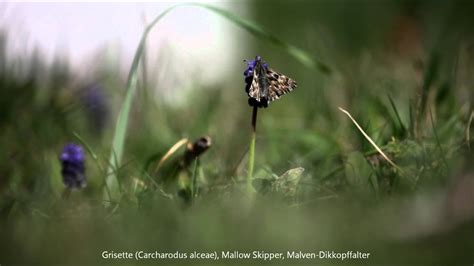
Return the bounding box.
[244,56,297,108]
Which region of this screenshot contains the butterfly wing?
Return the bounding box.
[248,69,261,100]
[266,68,297,103]
[248,62,270,107]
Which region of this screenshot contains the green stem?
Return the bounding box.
[191,158,199,200]
[247,106,258,193]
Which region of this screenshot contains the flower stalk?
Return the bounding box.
[247,105,258,193]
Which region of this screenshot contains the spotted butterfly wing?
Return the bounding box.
[247,60,269,107]
[247,57,297,108]
[266,68,297,102]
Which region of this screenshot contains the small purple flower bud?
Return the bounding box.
[243,55,268,78]
[243,57,257,78]
[59,143,86,189]
[81,84,109,134]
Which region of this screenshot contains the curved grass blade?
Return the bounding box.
[190,3,331,73]
[73,132,112,200]
[339,107,401,172]
[152,138,189,176]
[387,94,407,137]
[105,5,179,202]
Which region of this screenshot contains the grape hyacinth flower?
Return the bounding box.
[59,143,86,189]
[81,83,109,134]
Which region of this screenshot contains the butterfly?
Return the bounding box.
[244,56,297,108]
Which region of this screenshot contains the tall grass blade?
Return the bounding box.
[190,3,331,73]
[339,107,401,171]
[191,158,199,200]
[152,138,189,176]
[409,100,416,138]
[467,110,473,150]
[417,52,439,136]
[429,109,448,169]
[73,132,111,200]
[387,94,407,137]
[105,5,185,202]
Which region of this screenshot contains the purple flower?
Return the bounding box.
[59,143,86,189]
[81,84,109,134]
[243,55,268,78]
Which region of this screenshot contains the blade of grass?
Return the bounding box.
[190,3,331,73]
[338,107,401,172]
[409,100,415,138]
[73,132,104,171]
[105,5,183,202]
[142,171,160,190]
[429,109,448,170]
[387,94,407,136]
[191,158,199,200]
[467,110,473,150]
[153,138,189,176]
[417,52,439,136]
[73,132,111,200]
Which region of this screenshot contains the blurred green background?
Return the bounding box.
[1,0,474,265]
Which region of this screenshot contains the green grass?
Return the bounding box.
[1,1,474,265]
